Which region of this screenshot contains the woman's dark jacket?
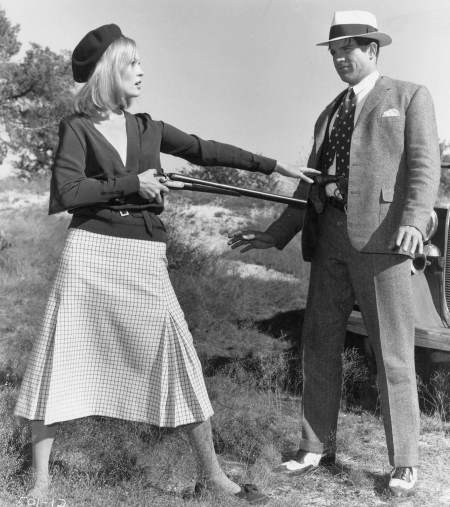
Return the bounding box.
[49,112,276,242]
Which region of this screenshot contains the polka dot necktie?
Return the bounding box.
[323,88,356,202]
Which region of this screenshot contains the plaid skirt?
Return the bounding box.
[14,229,213,426]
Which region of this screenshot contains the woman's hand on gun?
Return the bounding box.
[137,169,171,203]
[274,163,320,183]
[228,230,276,253]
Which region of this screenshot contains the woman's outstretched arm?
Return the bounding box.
[159,120,319,182]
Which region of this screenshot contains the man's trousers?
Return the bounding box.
[299,206,420,466]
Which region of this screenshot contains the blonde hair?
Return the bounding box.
[74,37,137,116]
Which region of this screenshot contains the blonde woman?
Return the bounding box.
[14,24,317,503]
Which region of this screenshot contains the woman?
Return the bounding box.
[14,24,317,503]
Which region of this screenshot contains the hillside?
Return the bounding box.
[0,177,448,506]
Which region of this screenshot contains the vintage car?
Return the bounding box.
[347,201,450,359]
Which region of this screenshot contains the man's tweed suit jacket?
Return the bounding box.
[266,76,441,260]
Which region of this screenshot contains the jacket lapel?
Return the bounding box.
[354,76,391,129]
[124,111,140,172]
[313,77,391,165]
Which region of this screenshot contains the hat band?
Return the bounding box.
[329,23,377,40]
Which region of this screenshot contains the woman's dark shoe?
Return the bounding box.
[182,481,269,504]
[182,480,206,500]
[235,483,269,505]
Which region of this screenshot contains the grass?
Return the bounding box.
[417,370,450,423]
[0,176,449,506]
[0,174,49,195]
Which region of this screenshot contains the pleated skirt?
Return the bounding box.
[14,228,214,426]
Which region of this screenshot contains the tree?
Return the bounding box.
[0,8,73,176]
[0,7,20,63]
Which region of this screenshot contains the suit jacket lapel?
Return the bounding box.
[354,76,391,129]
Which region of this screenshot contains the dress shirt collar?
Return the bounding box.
[349,70,380,102]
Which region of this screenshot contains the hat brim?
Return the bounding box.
[316,31,392,47]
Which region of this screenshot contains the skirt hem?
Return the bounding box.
[14,407,214,428]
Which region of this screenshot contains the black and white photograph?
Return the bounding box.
[0,0,449,505]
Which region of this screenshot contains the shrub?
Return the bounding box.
[417,369,450,423]
[214,351,301,397]
[439,167,450,199]
[207,375,286,464]
[341,347,371,410]
[166,229,214,274]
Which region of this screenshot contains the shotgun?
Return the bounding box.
[159,172,308,208]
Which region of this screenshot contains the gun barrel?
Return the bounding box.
[179,182,241,196]
[166,173,308,208]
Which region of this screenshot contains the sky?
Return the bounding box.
[2,0,450,172]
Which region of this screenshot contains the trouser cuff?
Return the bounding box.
[299,438,325,454]
[389,452,419,468]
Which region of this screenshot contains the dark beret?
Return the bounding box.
[72,24,123,83]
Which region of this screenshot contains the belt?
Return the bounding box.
[326,196,347,212]
[73,207,159,236]
[118,209,154,235]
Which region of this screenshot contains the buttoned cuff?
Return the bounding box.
[118,174,140,196]
[257,156,277,175]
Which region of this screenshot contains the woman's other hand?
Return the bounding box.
[275,163,320,183]
[137,169,170,203]
[227,230,276,253]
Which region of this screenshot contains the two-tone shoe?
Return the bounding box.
[389,466,418,497]
[275,451,336,476]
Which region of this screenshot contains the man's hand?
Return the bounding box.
[275,163,321,183]
[391,225,424,255]
[228,230,276,253]
[138,169,170,203]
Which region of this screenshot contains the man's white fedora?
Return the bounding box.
[317,10,392,47]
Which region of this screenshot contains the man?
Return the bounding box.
[229,10,440,497]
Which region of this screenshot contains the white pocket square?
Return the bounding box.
[382,108,400,117]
